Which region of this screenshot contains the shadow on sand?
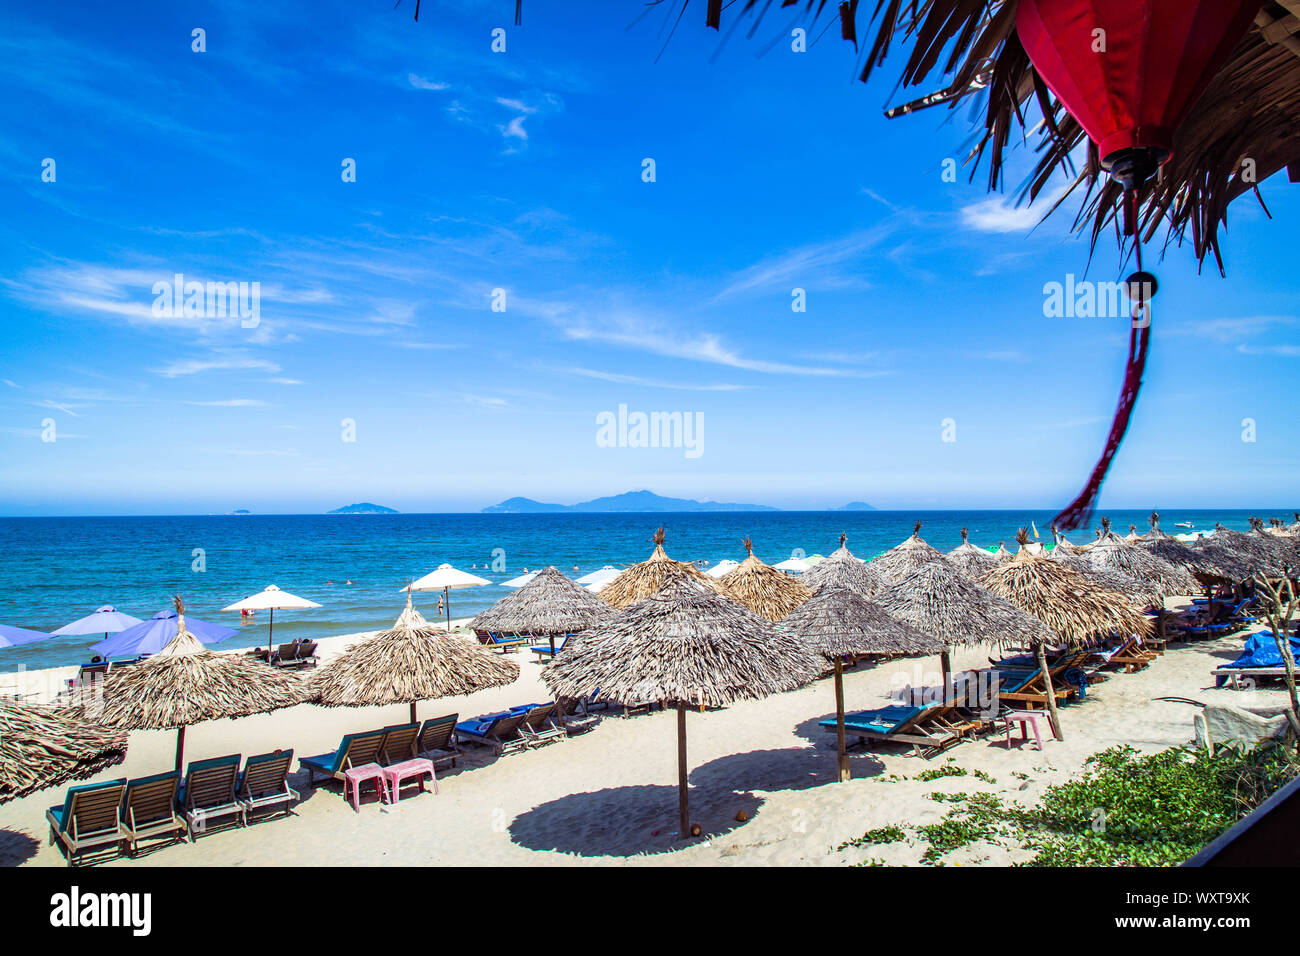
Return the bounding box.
[0,828,40,867]
[509,743,881,857]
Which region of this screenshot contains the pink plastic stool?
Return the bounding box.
[382,758,438,803]
[343,762,388,811]
[1003,710,1045,751]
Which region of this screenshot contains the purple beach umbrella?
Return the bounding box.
[50,605,143,642]
[91,608,237,658]
[0,624,53,649]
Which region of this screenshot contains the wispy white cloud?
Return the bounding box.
[960,185,1069,234]
[408,73,449,91]
[710,223,897,302]
[184,399,267,407]
[563,367,745,391]
[154,356,281,378]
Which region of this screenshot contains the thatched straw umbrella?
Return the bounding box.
[83,596,305,771]
[1137,512,1234,584]
[800,533,885,597]
[598,527,720,610]
[310,593,518,724]
[870,521,949,583]
[783,585,940,781]
[873,560,1055,687]
[1248,516,1300,570]
[469,565,617,654]
[1082,518,1200,599]
[1,699,127,804]
[1194,523,1278,580]
[716,538,812,621]
[992,541,1013,561]
[1124,523,1145,543]
[980,531,1152,740]
[946,527,1000,581]
[543,576,824,838]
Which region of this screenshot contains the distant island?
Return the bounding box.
[837,501,878,511]
[482,489,778,514]
[328,503,398,514]
[230,509,252,515]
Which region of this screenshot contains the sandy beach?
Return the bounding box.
[1,597,1287,867]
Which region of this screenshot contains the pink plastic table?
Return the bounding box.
[382,758,438,803]
[1003,710,1045,751]
[343,762,388,811]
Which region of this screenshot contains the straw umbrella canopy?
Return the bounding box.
[82,597,305,771]
[1124,523,1145,543]
[1136,512,1235,585]
[222,585,322,657]
[873,560,1055,687]
[543,576,824,838]
[310,594,519,724]
[469,566,617,653]
[1047,547,1165,607]
[1247,516,1300,570]
[946,527,1000,581]
[1193,524,1279,580]
[597,527,721,610]
[783,585,940,781]
[800,533,885,597]
[1082,518,1200,599]
[870,521,950,583]
[0,699,127,804]
[716,538,812,622]
[992,542,1013,561]
[979,533,1152,740]
[404,563,491,632]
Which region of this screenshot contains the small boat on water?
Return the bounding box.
[1175,521,1195,528]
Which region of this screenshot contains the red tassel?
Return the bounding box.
[1053,319,1151,531]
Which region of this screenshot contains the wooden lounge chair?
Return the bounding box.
[46,779,126,867]
[818,702,962,759]
[65,661,110,692]
[555,696,599,735]
[455,711,529,755]
[237,751,299,822]
[180,754,244,840]
[473,629,534,653]
[271,640,318,669]
[416,715,462,769]
[517,703,566,746]
[120,772,186,856]
[378,722,420,764]
[995,649,1090,709]
[300,729,387,786]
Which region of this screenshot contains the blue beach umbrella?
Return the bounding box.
[0,624,53,649]
[91,608,237,658]
[50,605,143,642]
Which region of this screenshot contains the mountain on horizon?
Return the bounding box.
[837,501,878,511]
[482,489,778,514]
[328,502,399,514]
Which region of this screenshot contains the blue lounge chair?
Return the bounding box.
[179,754,243,840]
[237,751,299,822]
[121,771,185,856]
[300,729,386,786]
[819,701,965,758]
[455,710,529,755]
[46,779,126,866]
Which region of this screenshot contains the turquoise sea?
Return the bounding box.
[0,509,1283,672]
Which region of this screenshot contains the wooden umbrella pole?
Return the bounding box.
[267,607,275,658]
[445,587,452,633]
[410,701,418,724]
[175,725,186,773]
[1035,642,1065,741]
[677,702,690,837]
[940,648,952,688]
[835,657,849,783]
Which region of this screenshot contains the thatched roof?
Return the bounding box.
[468,566,616,635]
[597,527,721,610]
[1137,511,1235,582]
[1124,524,1145,543]
[310,595,519,708]
[0,699,127,804]
[979,535,1151,645]
[543,577,825,708]
[1045,543,1165,606]
[716,538,812,621]
[1248,516,1300,568]
[82,601,305,730]
[946,526,1001,580]
[782,585,941,659]
[1194,523,1281,579]
[799,535,885,597]
[870,521,950,583]
[992,542,1013,561]
[873,559,1056,649]
[1080,518,1200,598]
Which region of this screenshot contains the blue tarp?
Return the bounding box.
[1220,630,1300,670]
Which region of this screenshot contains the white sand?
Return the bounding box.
[1,600,1289,867]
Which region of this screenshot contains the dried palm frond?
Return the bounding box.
[716,537,812,621]
[597,527,721,610]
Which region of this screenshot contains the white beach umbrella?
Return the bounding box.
[773,557,809,572]
[403,563,491,632]
[704,559,740,579]
[576,566,623,587]
[223,585,322,657]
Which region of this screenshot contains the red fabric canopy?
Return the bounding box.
[1016,0,1260,164]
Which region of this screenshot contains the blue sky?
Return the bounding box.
[2,0,1297,515]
